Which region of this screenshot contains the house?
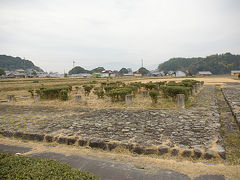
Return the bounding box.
[37,72,49,78]
[109,72,116,77]
[69,73,91,78]
[168,71,176,76]
[6,72,16,78]
[101,70,112,77]
[123,73,133,76]
[231,70,240,76]
[49,72,64,77]
[198,71,212,76]
[175,71,186,77]
[133,71,142,77]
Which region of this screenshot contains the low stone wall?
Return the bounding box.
[0,130,225,159]
[0,85,226,160]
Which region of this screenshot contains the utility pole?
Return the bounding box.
[141,59,143,68]
[73,60,76,68]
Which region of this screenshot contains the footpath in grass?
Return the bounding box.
[0,152,100,180]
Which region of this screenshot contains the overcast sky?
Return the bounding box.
[0,0,240,73]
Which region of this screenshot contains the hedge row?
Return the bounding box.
[0,152,100,180]
[161,86,191,100]
[37,86,72,100]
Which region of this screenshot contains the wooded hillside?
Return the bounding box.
[158,53,240,74]
[0,55,43,72]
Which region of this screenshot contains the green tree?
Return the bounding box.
[119,68,128,75]
[32,71,37,76]
[138,67,149,76]
[158,53,240,75]
[0,55,44,72]
[91,67,105,73]
[68,66,90,75]
[0,68,5,76]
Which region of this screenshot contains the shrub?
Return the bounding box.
[59,90,68,101]
[126,85,138,95]
[149,90,159,103]
[93,88,104,99]
[103,85,117,93]
[28,89,34,97]
[38,86,70,100]
[89,80,98,84]
[144,82,157,90]
[167,81,178,86]
[180,79,199,88]
[163,86,191,100]
[67,85,72,91]
[155,81,166,89]
[116,81,125,87]
[32,80,39,83]
[83,85,94,96]
[0,152,99,180]
[35,89,41,96]
[109,87,132,101]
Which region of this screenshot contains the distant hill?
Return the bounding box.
[158,53,240,74]
[68,66,90,75]
[0,55,44,72]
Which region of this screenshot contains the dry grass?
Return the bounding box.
[4,87,178,110]
[1,75,239,110]
[129,75,239,86]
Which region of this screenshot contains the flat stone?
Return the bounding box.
[132,146,145,154]
[171,149,179,156]
[182,150,192,157]
[216,145,226,159]
[45,135,53,142]
[204,151,215,160]
[89,139,107,150]
[107,142,119,151]
[78,138,88,146]
[144,148,157,155]
[13,131,24,138]
[67,138,76,145]
[57,137,68,144]
[158,146,168,155]
[193,149,202,159]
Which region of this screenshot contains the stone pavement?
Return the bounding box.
[0,85,225,159]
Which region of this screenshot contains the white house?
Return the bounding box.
[69,73,91,78]
[175,71,186,77]
[133,71,142,77]
[198,71,212,75]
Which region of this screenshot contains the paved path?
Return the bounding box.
[0,144,225,180]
